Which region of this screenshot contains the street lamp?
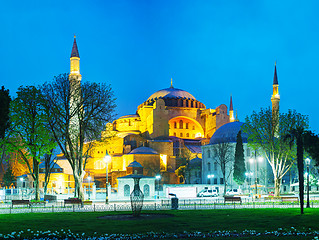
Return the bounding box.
[207,174,214,185]
[104,152,111,204]
[245,172,253,195]
[20,177,24,200]
[87,176,91,200]
[306,158,311,208]
[155,175,161,199]
[249,154,263,198]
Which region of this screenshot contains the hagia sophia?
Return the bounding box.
[26,36,279,194]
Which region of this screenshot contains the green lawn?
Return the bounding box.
[0,208,319,239]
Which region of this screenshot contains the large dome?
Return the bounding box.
[147,87,196,101]
[209,122,248,144]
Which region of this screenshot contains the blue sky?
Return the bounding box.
[1,0,318,133]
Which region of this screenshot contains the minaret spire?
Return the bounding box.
[71,35,80,58]
[170,78,173,88]
[70,36,81,78]
[229,94,235,122]
[271,62,280,112]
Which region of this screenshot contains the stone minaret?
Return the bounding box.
[271,63,280,136]
[69,36,82,144]
[229,95,235,122]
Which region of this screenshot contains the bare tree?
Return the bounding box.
[41,74,116,200]
[211,142,233,196]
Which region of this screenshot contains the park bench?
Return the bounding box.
[224,196,242,204]
[281,196,299,202]
[12,200,30,208]
[64,198,82,207]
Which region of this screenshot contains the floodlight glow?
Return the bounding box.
[258,156,263,162]
[156,175,161,180]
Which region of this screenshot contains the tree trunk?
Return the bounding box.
[74,173,84,200]
[33,160,40,201]
[274,177,281,197]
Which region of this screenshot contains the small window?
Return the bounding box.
[186,123,189,129]
[192,126,195,130]
[214,162,217,171]
[207,150,211,158]
[124,184,130,197]
[143,184,150,197]
[180,133,183,137]
[174,122,177,129]
[214,178,217,184]
[186,133,189,137]
[220,178,224,184]
[174,132,176,137]
[179,120,183,129]
[208,162,211,171]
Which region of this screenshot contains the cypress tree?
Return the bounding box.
[233,130,246,185]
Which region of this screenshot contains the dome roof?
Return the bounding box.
[147,87,196,101]
[129,146,158,155]
[127,160,143,168]
[189,157,202,167]
[209,122,248,144]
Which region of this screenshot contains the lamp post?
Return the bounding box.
[249,154,263,198]
[87,176,91,200]
[155,175,161,199]
[104,152,111,204]
[245,172,253,196]
[20,177,24,200]
[306,158,311,208]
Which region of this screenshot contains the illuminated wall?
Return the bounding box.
[169,116,204,139]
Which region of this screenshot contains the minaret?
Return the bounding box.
[70,36,82,82]
[69,36,82,144]
[170,78,173,88]
[229,95,235,122]
[271,63,280,113]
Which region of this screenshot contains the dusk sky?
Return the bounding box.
[1,0,318,133]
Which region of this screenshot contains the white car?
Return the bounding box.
[226,189,242,196]
[197,189,218,197]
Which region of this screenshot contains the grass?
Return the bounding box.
[0,208,319,239]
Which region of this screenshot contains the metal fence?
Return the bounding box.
[1,198,318,214]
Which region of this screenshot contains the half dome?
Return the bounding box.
[129,146,158,155]
[209,122,248,144]
[147,87,196,101]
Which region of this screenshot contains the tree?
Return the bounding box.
[285,129,319,214]
[242,108,308,197]
[41,74,116,200]
[211,142,233,195]
[175,165,186,183]
[233,130,246,185]
[5,86,56,200]
[0,86,11,178]
[3,167,15,187]
[304,131,319,163]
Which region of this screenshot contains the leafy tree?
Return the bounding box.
[3,167,15,187]
[242,108,308,197]
[233,130,246,185]
[5,86,56,200]
[304,131,319,163]
[211,142,233,195]
[41,74,116,200]
[0,86,11,178]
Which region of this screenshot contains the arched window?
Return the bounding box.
[143,184,150,197]
[192,126,195,130]
[174,132,176,137]
[214,162,217,171]
[179,120,183,129]
[186,133,189,138]
[180,133,183,137]
[186,123,189,129]
[174,122,177,129]
[207,150,211,158]
[208,162,211,171]
[124,184,130,197]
